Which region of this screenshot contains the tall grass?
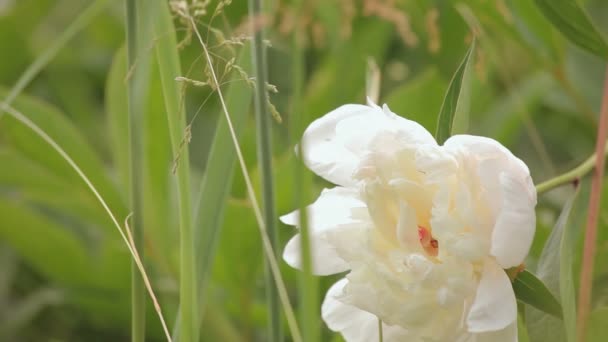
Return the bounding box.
[290,1,319,340]
[3,105,172,341]
[189,14,303,342]
[151,1,196,341]
[247,0,282,340]
[125,0,145,340]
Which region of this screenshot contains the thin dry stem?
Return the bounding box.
[187,16,303,342]
[1,104,172,342]
[576,67,608,342]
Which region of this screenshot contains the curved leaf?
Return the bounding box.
[514,269,563,319]
[534,0,608,59]
[435,39,475,145]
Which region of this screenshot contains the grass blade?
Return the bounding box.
[125,0,145,340]
[435,38,475,145]
[188,15,303,342]
[247,0,281,340]
[2,105,172,341]
[291,3,319,341]
[194,47,253,314]
[151,1,195,341]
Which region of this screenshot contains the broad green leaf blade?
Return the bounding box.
[106,46,173,265]
[534,0,608,59]
[435,39,475,145]
[0,199,90,286]
[195,46,253,311]
[526,187,583,342]
[0,88,127,223]
[152,0,195,340]
[514,270,563,319]
[105,47,130,192]
[0,148,110,226]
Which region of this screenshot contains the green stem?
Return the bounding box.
[290,3,319,341]
[0,0,109,119]
[152,1,195,341]
[378,318,384,342]
[126,0,145,341]
[535,141,608,195]
[248,0,281,340]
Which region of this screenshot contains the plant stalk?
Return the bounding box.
[290,3,319,341]
[125,0,145,340]
[248,0,281,340]
[151,1,195,341]
[535,142,608,195]
[576,67,608,342]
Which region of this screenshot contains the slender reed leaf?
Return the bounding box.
[125,0,145,340]
[2,105,172,341]
[514,270,563,319]
[188,16,302,342]
[0,88,126,221]
[248,0,281,340]
[525,186,583,342]
[435,39,475,145]
[151,1,195,341]
[194,47,253,314]
[534,0,608,60]
[291,4,319,341]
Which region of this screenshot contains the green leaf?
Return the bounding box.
[514,270,563,319]
[534,0,608,59]
[0,198,90,286]
[435,39,475,145]
[0,88,127,224]
[195,46,253,310]
[526,187,583,342]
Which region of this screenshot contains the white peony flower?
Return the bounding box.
[281,102,536,342]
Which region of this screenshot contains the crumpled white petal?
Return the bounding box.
[472,321,518,342]
[282,234,349,275]
[301,103,436,186]
[444,134,537,268]
[280,187,369,275]
[491,172,537,268]
[322,278,415,342]
[467,260,517,332]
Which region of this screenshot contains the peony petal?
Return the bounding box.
[301,103,436,186]
[280,187,368,275]
[467,259,517,333]
[322,278,414,342]
[472,321,517,342]
[279,187,366,232]
[301,104,376,186]
[491,173,536,268]
[443,134,536,268]
[283,234,349,275]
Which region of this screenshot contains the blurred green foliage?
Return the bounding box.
[1,0,608,341]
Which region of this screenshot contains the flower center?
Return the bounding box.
[417,225,438,257]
